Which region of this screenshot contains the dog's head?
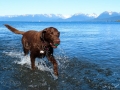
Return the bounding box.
[41,27,60,48]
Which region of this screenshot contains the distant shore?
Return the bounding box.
[116,20,120,22]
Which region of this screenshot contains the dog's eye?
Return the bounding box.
[50,32,53,34]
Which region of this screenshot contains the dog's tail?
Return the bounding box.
[4,24,25,35]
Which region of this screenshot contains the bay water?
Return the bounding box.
[0,21,120,90]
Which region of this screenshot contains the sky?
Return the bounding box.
[0,0,120,16]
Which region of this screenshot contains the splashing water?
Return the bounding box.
[2,47,120,89]
[3,46,68,80]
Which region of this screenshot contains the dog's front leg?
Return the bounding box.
[30,54,36,70]
[47,55,58,76]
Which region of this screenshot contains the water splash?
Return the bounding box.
[3,48,67,80]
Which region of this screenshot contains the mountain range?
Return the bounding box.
[0,11,120,22]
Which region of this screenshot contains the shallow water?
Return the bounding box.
[0,21,120,90]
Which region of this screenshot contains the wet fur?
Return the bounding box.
[4,24,60,76]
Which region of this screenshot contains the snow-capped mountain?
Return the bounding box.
[97,11,120,19]
[41,14,66,19]
[86,13,98,18]
[0,14,65,21]
[65,13,97,21]
[0,11,120,21]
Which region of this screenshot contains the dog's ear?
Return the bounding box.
[40,30,46,41]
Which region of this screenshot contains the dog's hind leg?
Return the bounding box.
[23,47,29,56]
[22,38,30,56]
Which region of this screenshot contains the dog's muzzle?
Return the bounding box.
[50,39,60,48]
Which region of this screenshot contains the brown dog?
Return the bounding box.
[4,24,60,76]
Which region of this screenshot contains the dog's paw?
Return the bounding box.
[31,66,38,70]
[54,71,59,76]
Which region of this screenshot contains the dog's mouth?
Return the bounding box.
[50,43,59,48]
